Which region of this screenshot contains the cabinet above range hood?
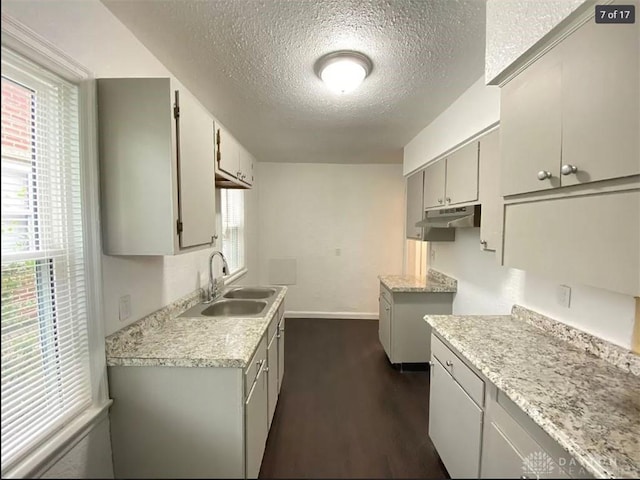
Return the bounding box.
[415,205,481,242]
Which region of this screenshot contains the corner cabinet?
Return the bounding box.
[97,78,216,255]
[215,126,254,188]
[498,8,640,296]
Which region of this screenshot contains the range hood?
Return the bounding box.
[415,205,481,242]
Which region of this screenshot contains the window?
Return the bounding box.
[220,189,245,275]
[1,48,92,473]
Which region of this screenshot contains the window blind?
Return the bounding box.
[220,189,245,274]
[1,48,91,473]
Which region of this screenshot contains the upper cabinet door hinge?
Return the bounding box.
[173,90,180,119]
[177,220,183,235]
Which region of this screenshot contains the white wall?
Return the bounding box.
[1,1,260,477]
[403,76,500,176]
[485,0,587,83]
[430,229,635,349]
[258,163,404,317]
[405,76,636,350]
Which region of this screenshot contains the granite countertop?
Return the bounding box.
[379,269,457,293]
[106,286,287,369]
[425,307,640,479]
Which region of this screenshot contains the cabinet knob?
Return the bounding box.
[438,198,443,204]
[445,360,453,367]
[445,197,451,204]
[263,366,269,373]
[385,307,390,312]
[537,170,552,180]
[480,240,487,247]
[560,164,578,175]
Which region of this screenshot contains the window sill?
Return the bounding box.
[225,267,248,285]
[3,400,113,479]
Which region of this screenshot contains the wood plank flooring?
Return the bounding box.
[259,318,448,479]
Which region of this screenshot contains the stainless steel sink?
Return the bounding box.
[201,299,267,316]
[223,287,277,300]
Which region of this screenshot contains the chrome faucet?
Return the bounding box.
[206,250,229,303]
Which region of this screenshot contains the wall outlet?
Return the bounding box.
[557,285,571,308]
[119,295,132,322]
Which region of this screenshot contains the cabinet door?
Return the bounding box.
[478,129,502,252]
[561,18,639,186]
[429,359,483,478]
[501,45,562,196]
[423,160,446,209]
[406,170,425,239]
[245,362,268,479]
[239,146,254,186]
[175,89,216,249]
[267,332,278,428]
[277,317,285,393]
[503,189,640,296]
[445,141,479,205]
[378,296,392,360]
[481,422,527,479]
[217,126,240,178]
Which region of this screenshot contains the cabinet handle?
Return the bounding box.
[263,366,269,373]
[445,197,451,204]
[480,240,487,248]
[276,333,281,339]
[537,170,552,180]
[445,360,453,367]
[437,198,443,204]
[560,164,578,175]
[385,307,390,312]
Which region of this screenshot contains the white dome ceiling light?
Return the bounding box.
[316,51,373,94]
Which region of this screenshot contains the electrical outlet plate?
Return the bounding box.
[119,294,132,321]
[557,285,571,308]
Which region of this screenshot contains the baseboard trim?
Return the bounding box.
[285,311,378,320]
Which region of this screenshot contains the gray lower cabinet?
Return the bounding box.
[109,304,285,479]
[245,352,268,479]
[429,358,483,478]
[429,333,583,480]
[378,283,453,363]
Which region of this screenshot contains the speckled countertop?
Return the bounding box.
[379,269,457,293]
[106,286,287,369]
[425,306,640,479]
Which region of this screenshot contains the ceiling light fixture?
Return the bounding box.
[316,51,373,94]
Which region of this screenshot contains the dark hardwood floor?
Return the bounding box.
[259,318,448,479]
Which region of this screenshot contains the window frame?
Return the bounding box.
[1,16,111,479]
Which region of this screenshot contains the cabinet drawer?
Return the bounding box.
[245,337,267,395]
[432,335,484,407]
[379,284,393,305]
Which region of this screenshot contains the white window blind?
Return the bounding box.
[220,189,245,274]
[1,48,91,473]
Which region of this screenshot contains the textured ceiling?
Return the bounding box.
[101,0,486,164]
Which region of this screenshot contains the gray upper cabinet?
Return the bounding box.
[501,14,639,196]
[424,141,479,210]
[445,140,479,206]
[501,45,562,196]
[478,129,501,252]
[215,126,254,188]
[423,160,446,209]
[561,19,639,186]
[405,170,425,240]
[97,78,216,255]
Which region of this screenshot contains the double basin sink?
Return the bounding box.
[179,287,278,319]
